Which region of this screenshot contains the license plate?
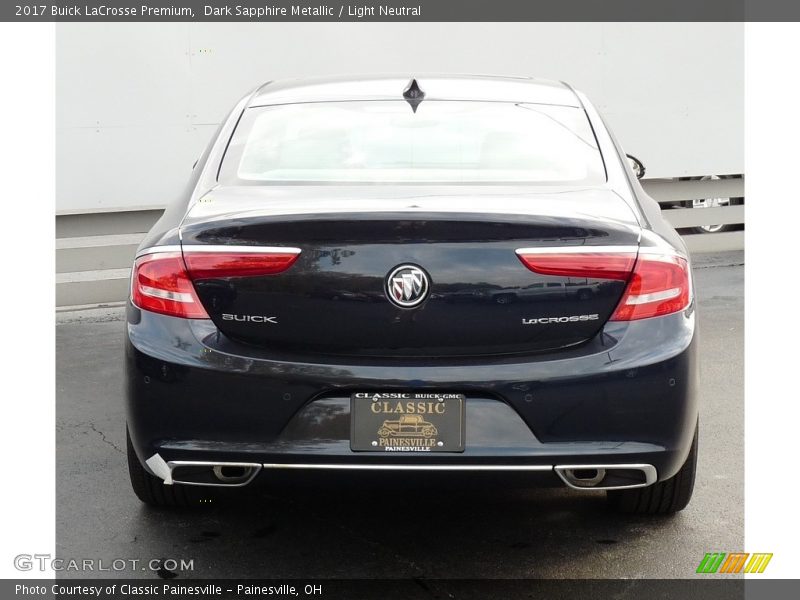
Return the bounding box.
[350,392,465,452]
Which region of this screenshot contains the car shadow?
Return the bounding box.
[122,472,680,579]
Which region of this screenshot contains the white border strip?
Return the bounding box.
[745,23,799,578]
[0,22,55,579]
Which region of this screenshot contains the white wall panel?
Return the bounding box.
[56,22,743,212]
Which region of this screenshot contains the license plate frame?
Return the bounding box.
[350,392,465,453]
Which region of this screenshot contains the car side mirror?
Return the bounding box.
[626,154,646,179]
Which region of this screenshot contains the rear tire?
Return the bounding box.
[127,428,192,508]
[607,425,698,515]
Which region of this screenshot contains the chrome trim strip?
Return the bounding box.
[166,461,262,488]
[151,459,657,489]
[554,463,657,491]
[625,287,681,305]
[181,245,302,255]
[135,245,182,259]
[139,285,195,303]
[515,245,639,255]
[135,245,302,260]
[262,463,553,472]
[638,246,690,260]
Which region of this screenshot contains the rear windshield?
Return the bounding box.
[219,101,606,185]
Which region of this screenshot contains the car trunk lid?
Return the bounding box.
[179,186,641,357]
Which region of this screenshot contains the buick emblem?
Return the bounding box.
[385,264,430,308]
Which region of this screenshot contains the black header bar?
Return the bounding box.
[3,1,800,22]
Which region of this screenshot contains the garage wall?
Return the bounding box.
[56,22,743,214]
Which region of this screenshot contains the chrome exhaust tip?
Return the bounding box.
[561,468,606,488]
[212,465,256,484]
[554,464,657,490]
[163,460,262,487]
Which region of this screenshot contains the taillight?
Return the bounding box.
[182,249,300,280]
[610,252,692,321]
[131,246,301,319]
[515,246,692,322]
[516,248,637,281]
[131,252,209,319]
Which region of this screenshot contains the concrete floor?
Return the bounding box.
[55,252,743,580]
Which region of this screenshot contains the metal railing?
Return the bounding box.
[644,176,744,254]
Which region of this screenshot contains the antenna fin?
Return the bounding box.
[402,78,425,113]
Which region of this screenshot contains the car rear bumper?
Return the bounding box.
[125,302,698,488]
